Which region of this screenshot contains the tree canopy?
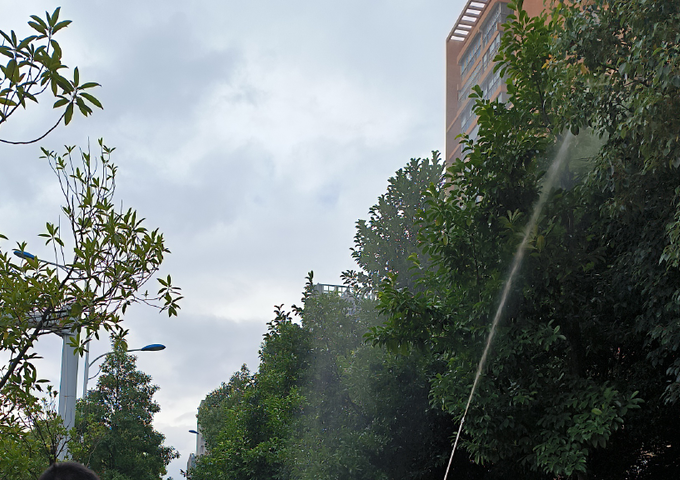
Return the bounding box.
[0,7,180,477]
[0,7,179,437]
[344,153,444,293]
[0,388,66,479]
[372,0,680,477]
[189,150,470,480]
[71,340,178,480]
[0,141,182,434]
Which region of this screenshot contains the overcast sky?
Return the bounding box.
[0,1,465,477]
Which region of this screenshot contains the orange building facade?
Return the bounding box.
[445,0,547,163]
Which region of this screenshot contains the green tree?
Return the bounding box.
[71,339,178,480]
[191,151,460,480]
[344,153,444,293]
[552,0,680,475]
[288,281,384,480]
[554,0,680,402]
[190,367,255,480]
[0,141,182,433]
[340,151,490,479]
[373,0,680,478]
[0,387,65,479]
[195,365,253,453]
[290,279,460,480]
[187,1,680,477]
[0,7,102,145]
[0,433,44,480]
[191,305,310,480]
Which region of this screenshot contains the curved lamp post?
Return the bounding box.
[13,249,69,270]
[82,343,166,396]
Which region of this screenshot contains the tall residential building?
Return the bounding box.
[445,0,546,163]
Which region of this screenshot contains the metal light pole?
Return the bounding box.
[82,343,166,396]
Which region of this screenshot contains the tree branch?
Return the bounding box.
[0,108,67,145]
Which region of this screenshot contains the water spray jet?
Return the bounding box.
[443,132,575,480]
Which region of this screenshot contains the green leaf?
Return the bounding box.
[75,96,92,116]
[28,20,47,35]
[50,39,62,61]
[48,7,61,27]
[29,14,48,31]
[17,35,37,50]
[80,92,103,109]
[0,97,18,107]
[52,97,69,108]
[52,20,72,35]
[64,102,73,125]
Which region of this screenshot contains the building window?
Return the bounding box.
[469,124,480,143]
[458,62,483,102]
[460,35,481,79]
[482,4,503,46]
[481,69,502,100]
[460,100,475,132]
[481,32,501,73]
[490,33,501,58]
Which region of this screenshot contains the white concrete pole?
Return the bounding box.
[57,329,79,460]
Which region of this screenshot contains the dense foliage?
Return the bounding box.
[0,7,180,476]
[191,155,455,480]
[0,389,66,479]
[191,279,459,480]
[372,0,680,478]
[191,306,309,480]
[345,153,444,293]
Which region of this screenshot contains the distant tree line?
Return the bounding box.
[190,152,457,480]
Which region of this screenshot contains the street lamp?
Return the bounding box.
[189,422,206,457]
[186,429,202,479]
[14,249,80,460]
[82,343,166,396]
[13,249,69,270]
[12,249,165,460]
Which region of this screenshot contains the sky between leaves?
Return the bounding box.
[0,0,465,477]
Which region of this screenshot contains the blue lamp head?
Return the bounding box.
[13,250,36,260]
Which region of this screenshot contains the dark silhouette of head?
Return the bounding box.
[39,462,100,480]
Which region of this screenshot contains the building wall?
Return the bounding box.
[187,403,207,475]
[445,0,547,164]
